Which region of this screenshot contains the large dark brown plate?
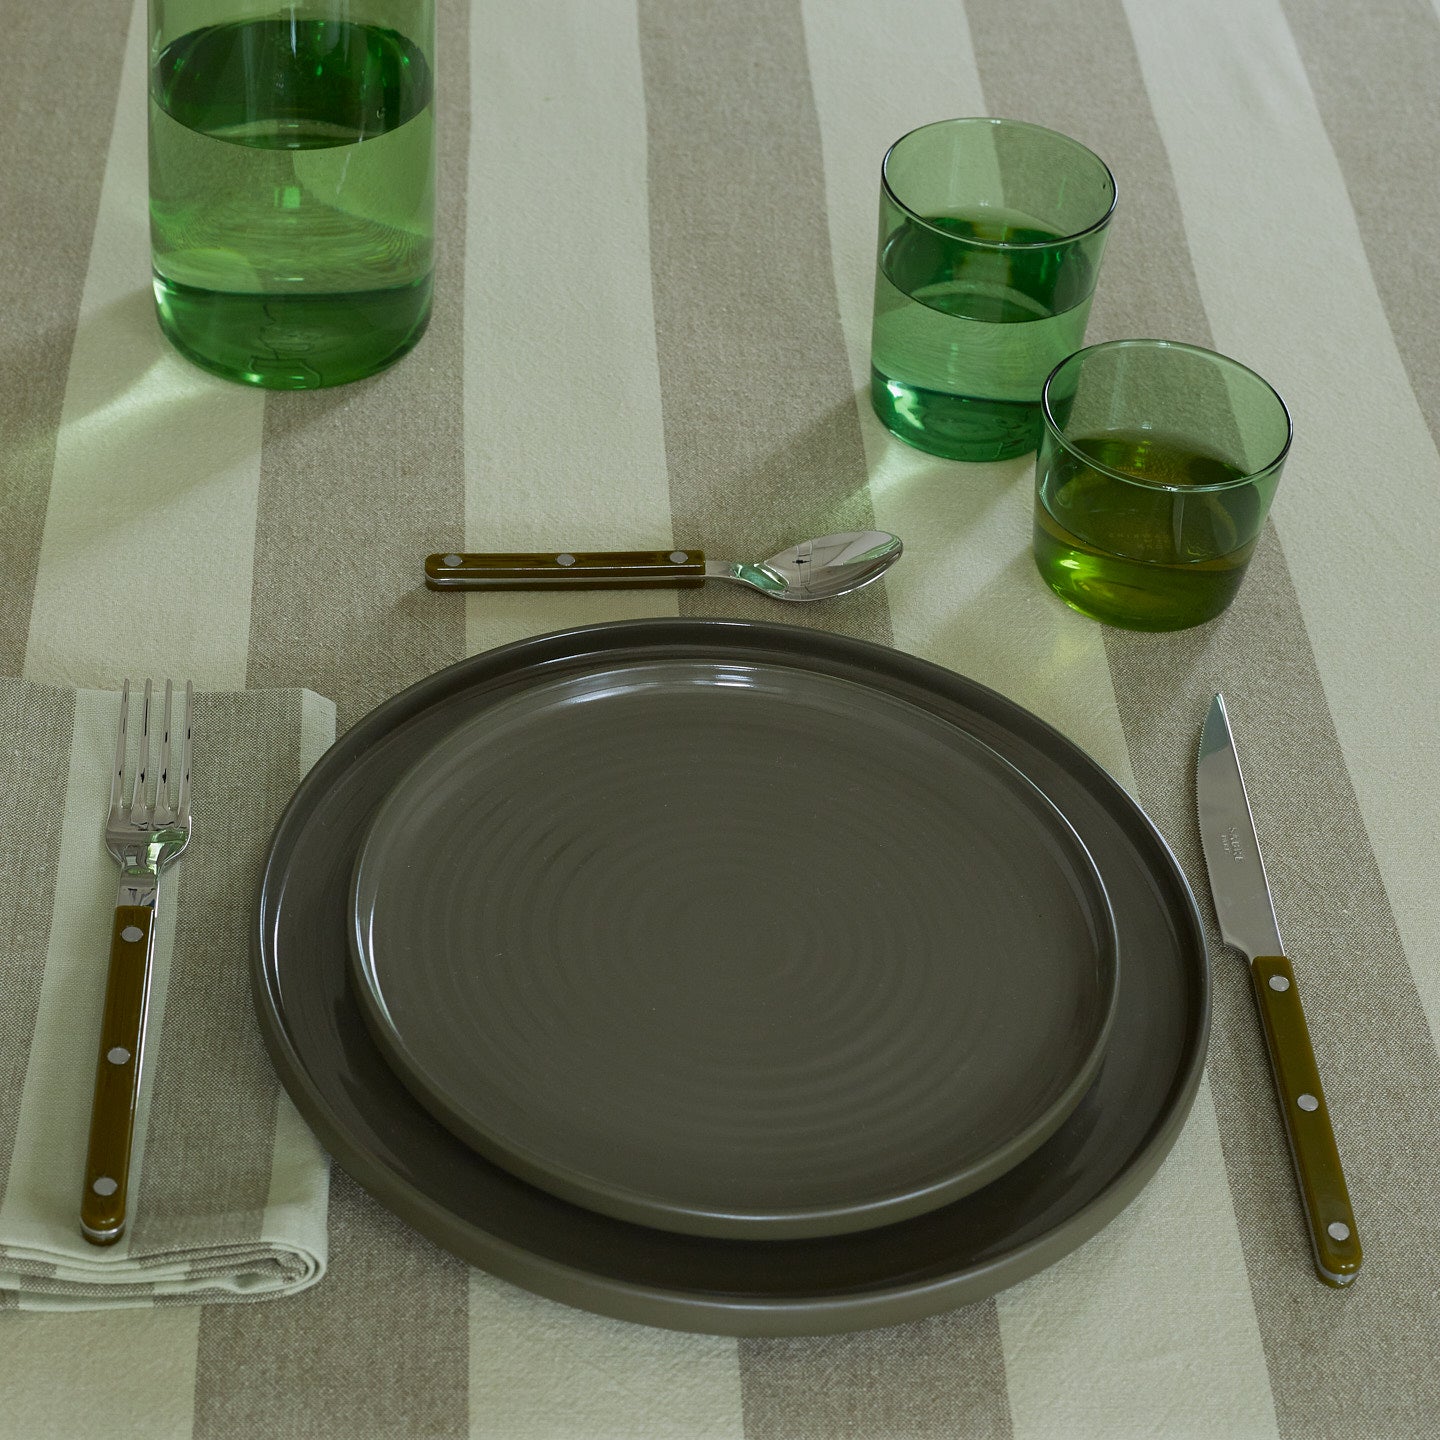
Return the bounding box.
[253,619,1209,1335]
[349,658,1119,1239]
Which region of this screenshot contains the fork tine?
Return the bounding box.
[156,679,174,820]
[177,681,193,826]
[109,679,130,820]
[130,679,152,817]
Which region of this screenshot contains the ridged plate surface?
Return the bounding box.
[350,660,1118,1238]
[253,620,1210,1334]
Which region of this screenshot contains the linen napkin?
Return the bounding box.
[0,678,335,1309]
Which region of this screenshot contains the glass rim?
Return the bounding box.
[1039,339,1294,493]
[880,117,1118,251]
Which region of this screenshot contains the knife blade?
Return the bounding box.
[1197,693,1361,1287]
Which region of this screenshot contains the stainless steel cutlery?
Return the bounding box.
[81,679,193,1246]
[1197,693,1361,1287]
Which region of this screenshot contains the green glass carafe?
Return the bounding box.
[148,1,435,388]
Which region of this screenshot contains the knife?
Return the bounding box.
[1196,693,1361,1287]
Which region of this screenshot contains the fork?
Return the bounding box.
[81,679,193,1246]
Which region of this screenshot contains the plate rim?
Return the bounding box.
[253,617,1211,1334]
[345,654,1123,1239]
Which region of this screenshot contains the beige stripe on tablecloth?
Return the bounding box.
[0,1,127,675]
[22,0,264,693]
[243,6,467,725]
[1123,0,1440,1043]
[194,4,474,1436]
[637,0,891,646]
[741,1314,1013,1440]
[635,7,1013,1429]
[1280,0,1440,466]
[0,685,74,1199]
[461,0,679,660]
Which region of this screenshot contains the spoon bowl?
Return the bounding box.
[709,531,902,601]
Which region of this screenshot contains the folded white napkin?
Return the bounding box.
[0,679,335,1309]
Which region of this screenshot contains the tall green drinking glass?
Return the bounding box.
[148,1,435,388]
[1033,340,1292,631]
[871,118,1116,462]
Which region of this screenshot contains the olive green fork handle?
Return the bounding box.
[1251,955,1362,1286]
[425,549,707,590]
[80,905,156,1245]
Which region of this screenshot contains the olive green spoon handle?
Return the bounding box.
[425,549,707,591]
[424,532,903,602]
[1249,954,1362,1286]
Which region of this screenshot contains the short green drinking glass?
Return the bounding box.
[148,1,436,388]
[1032,340,1292,632]
[870,118,1116,462]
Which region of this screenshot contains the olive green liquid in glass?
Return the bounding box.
[1034,431,1260,631]
[149,20,434,388]
[872,210,1095,461]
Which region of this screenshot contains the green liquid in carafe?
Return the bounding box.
[149,19,434,388]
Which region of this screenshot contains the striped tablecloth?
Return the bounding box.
[3,0,1437,1435]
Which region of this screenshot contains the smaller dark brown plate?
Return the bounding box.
[350,658,1119,1239]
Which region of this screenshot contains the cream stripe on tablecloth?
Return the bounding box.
[193,3,474,1435]
[258,695,334,1258]
[637,0,890,648]
[0,1309,198,1440]
[461,0,678,660]
[802,3,1275,1437]
[461,6,739,1431]
[470,1274,743,1440]
[1279,0,1440,465]
[0,0,127,675]
[23,0,264,693]
[1122,0,1440,1043]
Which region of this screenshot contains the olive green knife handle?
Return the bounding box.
[80,904,155,1246]
[1251,955,1362,1286]
[425,550,707,590]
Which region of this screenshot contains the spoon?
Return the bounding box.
[424,531,903,602]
